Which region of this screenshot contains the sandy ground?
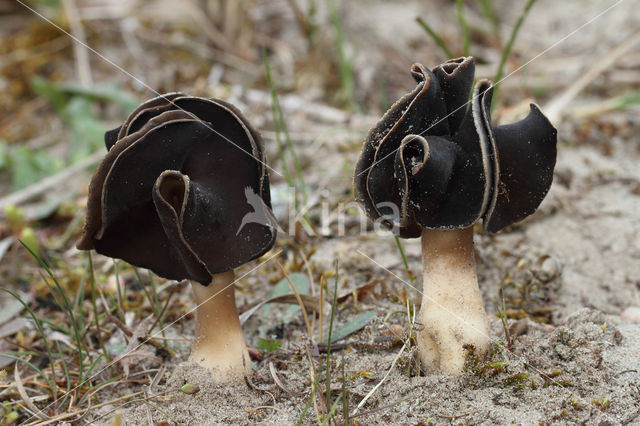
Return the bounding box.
[115,311,640,425]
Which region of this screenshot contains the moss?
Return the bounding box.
[502,373,530,387]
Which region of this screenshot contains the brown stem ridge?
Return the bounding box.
[417,227,490,374]
[189,271,251,381]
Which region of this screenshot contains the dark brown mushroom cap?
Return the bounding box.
[77,94,276,285]
[104,92,185,150]
[354,57,557,238]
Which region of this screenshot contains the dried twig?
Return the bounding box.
[0,150,103,214]
[544,30,640,123]
[61,0,92,86]
[28,391,146,425]
[14,365,49,421]
[108,314,175,356]
[269,362,303,397]
[239,293,320,325]
[351,300,415,417]
[277,261,314,341]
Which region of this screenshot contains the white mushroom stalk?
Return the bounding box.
[417,227,489,373]
[190,271,251,380]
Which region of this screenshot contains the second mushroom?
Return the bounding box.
[77,94,277,381]
[355,57,557,374]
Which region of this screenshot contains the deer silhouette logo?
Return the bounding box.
[236,186,283,235]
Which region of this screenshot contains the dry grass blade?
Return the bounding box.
[0,150,103,214]
[113,316,160,378]
[14,365,49,421]
[239,294,321,325]
[352,339,408,416]
[108,314,175,356]
[148,367,165,393]
[61,0,92,86]
[569,89,640,118]
[544,30,640,123]
[336,278,385,303]
[269,362,303,397]
[351,300,415,417]
[25,391,146,426]
[277,261,314,341]
[0,236,13,263]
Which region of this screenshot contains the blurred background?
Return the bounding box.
[0,0,638,207]
[0,0,639,422]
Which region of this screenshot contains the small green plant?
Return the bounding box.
[497,287,513,350]
[0,243,122,421]
[503,372,530,387]
[31,77,138,163]
[0,79,137,192]
[256,338,283,352]
[593,396,611,409]
[19,228,41,258]
[0,141,62,191]
[4,205,24,232]
[1,401,20,424]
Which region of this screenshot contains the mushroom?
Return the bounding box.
[77,93,277,381]
[354,57,557,374]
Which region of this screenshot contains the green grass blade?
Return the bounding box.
[77,374,123,406]
[133,266,154,310]
[0,288,58,395]
[20,240,86,378]
[149,272,160,313]
[325,262,339,410]
[326,0,357,111]
[148,290,175,345]
[80,353,104,384]
[416,17,453,58]
[72,267,86,331]
[36,316,71,335]
[342,354,349,425]
[493,0,537,101]
[479,0,500,41]
[456,0,471,56]
[263,50,309,208]
[266,57,308,204]
[113,259,126,322]
[297,368,322,426]
[54,340,72,410]
[278,106,308,204]
[394,235,415,283]
[88,252,111,362]
[322,396,342,426]
[263,52,295,191]
[0,352,55,391]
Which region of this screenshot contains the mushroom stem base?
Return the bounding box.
[416,227,490,374]
[189,271,250,381]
